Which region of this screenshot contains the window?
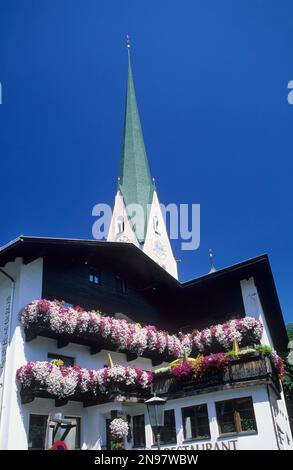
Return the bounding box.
[64,416,81,449]
[182,404,210,441]
[216,397,257,435]
[152,410,177,445]
[115,277,127,294]
[106,418,112,450]
[28,414,81,450]
[133,415,146,448]
[28,414,48,449]
[89,270,101,285]
[153,216,160,235]
[48,353,75,367]
[116,216,125,234]
[89,273,100,284]
[160,410,177,445]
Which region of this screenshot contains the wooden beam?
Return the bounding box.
[55,398,69,407]
[25,329,39,343]
[21,392,34,404]
[126,352,137,362]
[90,344,102,355]
[151,357,163,367]
[57,338,69,349]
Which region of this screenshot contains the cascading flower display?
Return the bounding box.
[201,353,229,375]
[171,360,194,379]
[158,350,285,382]
[109,418,129,450]
[170,353,228,380]
[16,362,153,398]
[20,300,264,359]
[180,317,263,355]
[109,418,129,439]
[20,300,181,359]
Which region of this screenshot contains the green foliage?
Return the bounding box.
[287,323,293,342]
[226,350,236,357]
[282,324,293,394]
[255,345,273,358]
[227,348,257,358]
[153,365,171,375]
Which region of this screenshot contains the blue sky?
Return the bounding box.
[0,1,293,323]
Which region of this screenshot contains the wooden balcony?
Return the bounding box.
[153,353,281,399]
[24,325,175,366]
[20,381,151,408]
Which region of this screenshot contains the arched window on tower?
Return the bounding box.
[153,215,160,235]
[116,216,125,234]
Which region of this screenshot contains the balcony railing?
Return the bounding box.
[20,380,151,408]
[153,353,281,398]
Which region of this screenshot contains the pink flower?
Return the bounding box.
[201,353,228,374]
[171,361,193,379]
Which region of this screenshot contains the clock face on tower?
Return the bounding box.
[152,236,167,259]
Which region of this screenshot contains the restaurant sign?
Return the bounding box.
[161,439,238,450]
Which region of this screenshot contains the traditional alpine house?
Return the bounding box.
[0,44,292,450]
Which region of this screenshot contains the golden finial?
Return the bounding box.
[232,337,240,355]
[108,353,114,368]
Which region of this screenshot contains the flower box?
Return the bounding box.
[17,362,153,407]
[21,300,264,364]
[153,354,281,398]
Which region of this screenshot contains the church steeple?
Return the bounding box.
[107,40,178,279]
[118,42,155,243]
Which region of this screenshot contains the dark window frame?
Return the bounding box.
[28,413,81,450]
[152,409,177,446]
[28,414,48,450]
[132,415,146,448]
[216,396,257,435]
[47,353,75,367]
[181,404,210,441]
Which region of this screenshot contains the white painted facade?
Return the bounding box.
[0,257,292,450]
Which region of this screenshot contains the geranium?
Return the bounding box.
[256,346,286,379]
[170,353,228,380]
[274,355,285,379]
[171,361,194,379]
[74,305,85,312]
[201,353,229,375]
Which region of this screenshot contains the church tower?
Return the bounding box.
[107,41,178,279]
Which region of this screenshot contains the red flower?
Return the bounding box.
[74,305,85,312]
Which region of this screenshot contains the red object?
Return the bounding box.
[50,441,68,451]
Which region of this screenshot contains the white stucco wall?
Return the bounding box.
[240,277,273,346]
[131,385,280,451]
[0,257,154,449]
[0,258,43,449]
[0,259,292,450]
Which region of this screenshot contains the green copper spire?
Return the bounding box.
[118,39,155,243]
